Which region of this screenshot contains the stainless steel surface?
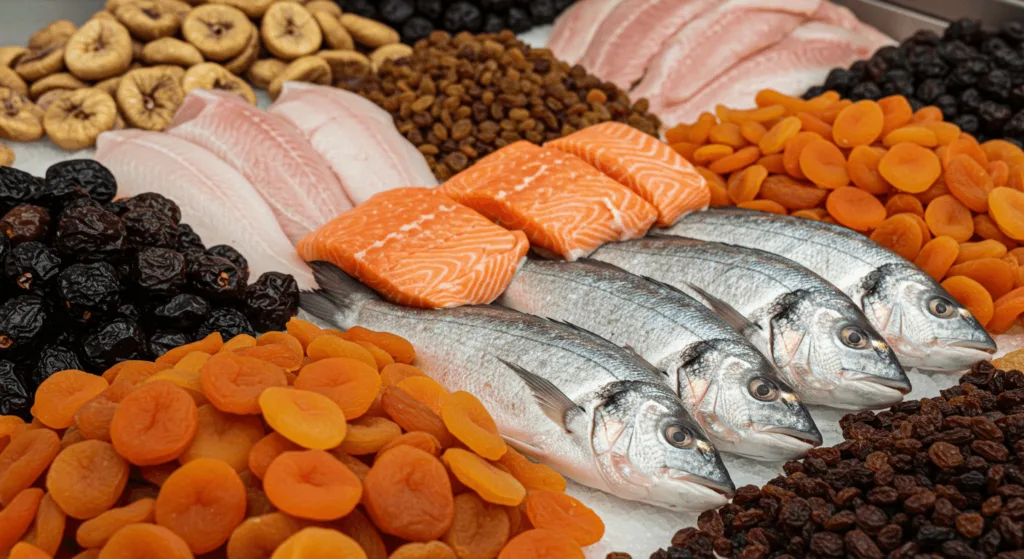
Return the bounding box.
[834,0,947,40]
[885,0,1024,28]
[1,0,105,46]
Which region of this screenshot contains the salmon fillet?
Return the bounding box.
[546,122,710,226]
[439,141,658,260]
[297,188,529,308]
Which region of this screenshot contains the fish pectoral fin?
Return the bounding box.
[685,282,761,337]
[299,291,341,324]
[500,358,584,434]
[501,436,544,458]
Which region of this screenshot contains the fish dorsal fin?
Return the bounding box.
[641,275,692,299]
[685,282,762,337]
[575,257,632,274]
[546,319,666,378]
[500,358,583,433]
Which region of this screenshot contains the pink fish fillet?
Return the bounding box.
[268,82,437,206]
[546,0,621,65]
[578,0,720,90]
[812,0,896,51]
[631,0,822,113]
[659,22,881,125]
[94,130,315,289]
[166,89,353,244]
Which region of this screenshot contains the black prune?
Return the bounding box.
[881,80,916,98]
[61,197,102,214]
[0,167,42,214]
[444,2,483,32]
[960,88,984,111]
[121,208,177,249]
[81,319,148,370]
[196,307,254,339]
[506,7,532,33]
[935,94,959,119]
[176,223,205,253]
[148,329,192,359]
[152,293,211,330]
[849,82,882,101]
[983,37,1012,56]
[55,206,126,260]
[824,68,857,93]
[3,241,61,294]
[1,204,49,244]
[938,41,976,65]
[876,46,908,70]
[0,295,47,354]
[946,65,977,89]
[0,359,30,418]
[133,247,185,295]
[915,59,950,79]
[187,255,243,301]
[528,0,556,23]
[30,180,87,215]
[58,262,122,320]
[980,69,1013,100]
[342,0,378,18]
[416,0,443,20]
[0,232,8,271]
[115,302,140,322]
[481,13,506,34]
[482,0,512,11]
[45,159,117,204]
[380,0,415,24]
[121,192,181,224]
[206,245,249,285]
[244,272,300,331]
[865,56,889,82]
[1002,110,1024,137]
[979,100,1013,133]
[31,345,82,387]
[944,19,982,45]
[916,79,946,103]
[402,16,435,43]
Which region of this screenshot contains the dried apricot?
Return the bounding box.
[24,493,65,555]
[708,146,760,175]
[443,449,525,507]
[925,195,975,242]
[102,361,168,384]
[878,143,942,194]
[832,100,884,147]
[144,369,209,407]
[390,541,458,559]
[756,116,800,155]
[913,106,943,122]
[496,447,565,494]
[800,139,849,189]
[328,450,371,483]
[885,194,924,217]
[988,287,1024,333]
[974,214,1018,249]
[248,432,301,480]
[259,387,347,450]
[234,343,304,373]
[956,240,1008,264]
[497,529,583,559]
[914,236,961,282]
[270,527,367,559]
[263,450,361,521]
[9,542,49,559]
[882,126,938,148]
[139,462,177,487]
[989,187,1024,240]
[739,120,767,144]
[155,457,246,553]
[756,175,827,210]
[363,445,454,541]
[947,258,1016,299]
[795,111,832,138]
[817,98,851,124]
[0,416,25,454]
[381,386,454,448]
[946,154,994,212]
[670,142,698,161]
[396,376,449,415]
[726,164,767,204]
[200,352,288,415]
[709,122,745,148]
[757,154,786,174]
[305,335,377,370]
[696,167,730,206]
[31,370,109,429]
[441,391,506,461]
[295,358,381,419]
[782,131,821,180]
[846,145,890,195]
[989,160,1010,187]
[156,332,224,365]
[943,136,988,168]
[46,440,129,519]
[226,512,302,559]
[286,317,325,350]
[941,276,994,327]
[878,95,912,136]
[337,416,402,455]
[0,429,61,506]
[691,144,732,165]
[983,139,1024,168]
[110,381,198,466]
[870,214,924,261]
[76,498,156,549]
[0,488,43,554]
[754,90,807,113]
[439,492,510,559]
[720,104,787,124]
[221,334,257,353]
[256,331,304,359]
[333,508,386,559]
[738,199,788,214]
[916,121,961,145]
[524,490,603,546]
[825,187,887,231]
[96,523,193,559]
[173,352,211,374]
[377,431,443,460]
[179,404,264,472]
[665,123,689,144]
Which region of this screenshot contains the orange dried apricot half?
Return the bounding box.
[825,187,887,231]
[31,370,109,429]
[878,143,942,194]
[263,450,362,521]
[258,387,347,450]
[941,276,994,327]
[832,100,884,147]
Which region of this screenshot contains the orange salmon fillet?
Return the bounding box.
[547,122,710,226]
[297,188,529,308]
[438,141,658,260]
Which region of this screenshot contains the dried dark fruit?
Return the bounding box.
[195,306,253,339]
[81,318,147,370]
[0,359,30,418]
[0,295,46,354]
[45,159,117,204]
[187,254,243,301]
[133,247,185,295]
[121,207,177,248]
[0,166,41,214]
[148,329,192,359]
[243,271,299,331]
[55,205,126,260]
[59,261,121,320]
[1,204,50,244]
[31,345,81,388]
[121,191,181,223]
[206,244,248,285]
[176,222,205,252]
[152,293,210,330]
[3,241,60,294]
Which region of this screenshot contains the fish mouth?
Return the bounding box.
[756,424,823,446]
[824,371,910,410]
[947,338,998,354]
[853,373,913,394]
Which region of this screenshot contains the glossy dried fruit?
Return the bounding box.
[31,369,108,429]
[726,164,767,204]
[76,498,155,549]
[443,448,525,507]
[878,143,942,194]
[885,194,924,217]
[915,236,961,281]
[944,136,988,168]
[942,276,995,326]
[46,440,129,519]
[179,404,264,472]
[870,214,924,260]
[988,286,1024,333]
[826,187,887,231]
[64,19,132,81]
[98,522,193,558]
[294,357,381,419]
[708,146,760,175]
[396,376,449,415]
[989,186,1024,240]
[305,335,377,369]
[847,145,890,195]
[946,154,995,212]
[25,492,65,555]
[200,351,287,415]
[181,4,252,62]
[442,391,505,460]
[524,490,604,546]
[271,527,367,559]
[925,195,974,242]
[0,429,60,507]
[381,386,453,448]
[947,258,1016,299]
[259,387,347,450]
[882,126,938,148]
[800,139,849,189]
[363,445,454,541]
[497,529,584,559]
[247,431,301,480]
[0,488,44,554]
[155,457,246,553]
[263,449,361,520]
[110,380,198,466]
[956,239,1008,263]
[338,416,401,455]
[377,431,443,460]
[878,95,913,136]
[833,100,884,147]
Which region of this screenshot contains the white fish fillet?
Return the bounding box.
[631,0,821,111]
[268,83,437,206]
[579,0,720,90]
[812,0,896,50]
[95,129,316,289]
[658,21,881,125]
[167,89,353,244]
[546,0,621,66]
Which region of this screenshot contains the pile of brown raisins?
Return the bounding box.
[654,360,1024,559]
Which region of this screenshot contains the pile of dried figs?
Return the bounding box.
[0,0,409,159]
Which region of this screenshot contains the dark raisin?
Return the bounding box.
[152,293,211,330]
[0,167,42,214]
[45,159,117,204]
[849,82,882,101]
[980,69,1013,100]
[3,241,60,295]
[953,113,981,134]
[843,529,882,559]
[133,248,185,295]
[415,0,443,20]
[0,359,30,418]
[176,223,204,253]
[243,271,299,331]
[81,319,148,370]
[148,329,192,359]
[809,531,843,557]
[59,262,121,321]
[196,307,254,340]
[506,7,532,33]
[31,345,82,388]
[187,255,243,301]
[401,16,435,43]
[1,204,50,244]
[206,245,249,285]
[121,208,177,249]
[55,206,126,260]
[0,295,47,355]
[379,0,414,24]
[443,2,482,32]
[121,192,181,224]
[945,19,983,44]
[915,78,946,103]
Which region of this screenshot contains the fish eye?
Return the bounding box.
[748,377,779,402]
[664,424,694,449]
[928,297,956,318]
[840,326,870,349]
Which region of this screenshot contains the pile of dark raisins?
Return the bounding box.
[337,0,577,45]
[653,360,1024,559]
[804,19,1024,144]
[0,161,300,418]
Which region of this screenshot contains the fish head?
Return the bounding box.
[676,340,822,461]
[860,264,997,372]
[591,381,734,511]
[770,290,911,409]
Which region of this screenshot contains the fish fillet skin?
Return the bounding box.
[546,0,621,65]
[546,122,709,226]
[167,89,353,244]
[95,130,315,289]
[439,141,658,260]
[297,187,529,308]
[579,0,720,90]
[632,0,821,111]
[659,22,881,125]
[812,0,896,50]
[269,83,437,205]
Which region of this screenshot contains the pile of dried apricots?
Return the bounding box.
[667,90,1024,334]
[0,317,603,559]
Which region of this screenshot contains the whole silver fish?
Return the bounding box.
[663,208,997,371]
[301,262,734,511]
[590,237,911,409]
[496,258,822,461]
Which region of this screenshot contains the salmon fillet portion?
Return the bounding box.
[547,122,710,226]
[439,141,658,260]
[297,188,529,308]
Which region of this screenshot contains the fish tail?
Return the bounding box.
[300,261,377,327]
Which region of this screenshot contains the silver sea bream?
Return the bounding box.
[301,262,735,511]
[662,208,997,371]
[590,237,911,410]
[496,258,821,461]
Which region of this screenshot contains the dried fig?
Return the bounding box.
[317,49,369,81]
[246,58,286,89]
[0,47,27,68]
[116,0,181,41]
[44,88,117,149]
[105,0,132,11]
[182,4,252,62]
[370,43,412,72]
[207,0,277,18]
[29,20,78,49]
[29,73,87,100]
[268,55,330,100]
[95,76,122,97]
[133,40,145,61]
[142,37,204,67]
[116,66,184,130]
[0,88,44,142]
[306,0,342,16]
[0,67,28,97]
[64,19,133,81]
[158,0,194,20]
[339,14,399,48]
[223,22,260,74]
[35,89,73,113]
[154,64,187,82]
[262,2,322,61]
[0,142,13,166]
[183,62,256,104]
[90,11,119,23]
[15,43,66,82]
[314,11,353,51]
